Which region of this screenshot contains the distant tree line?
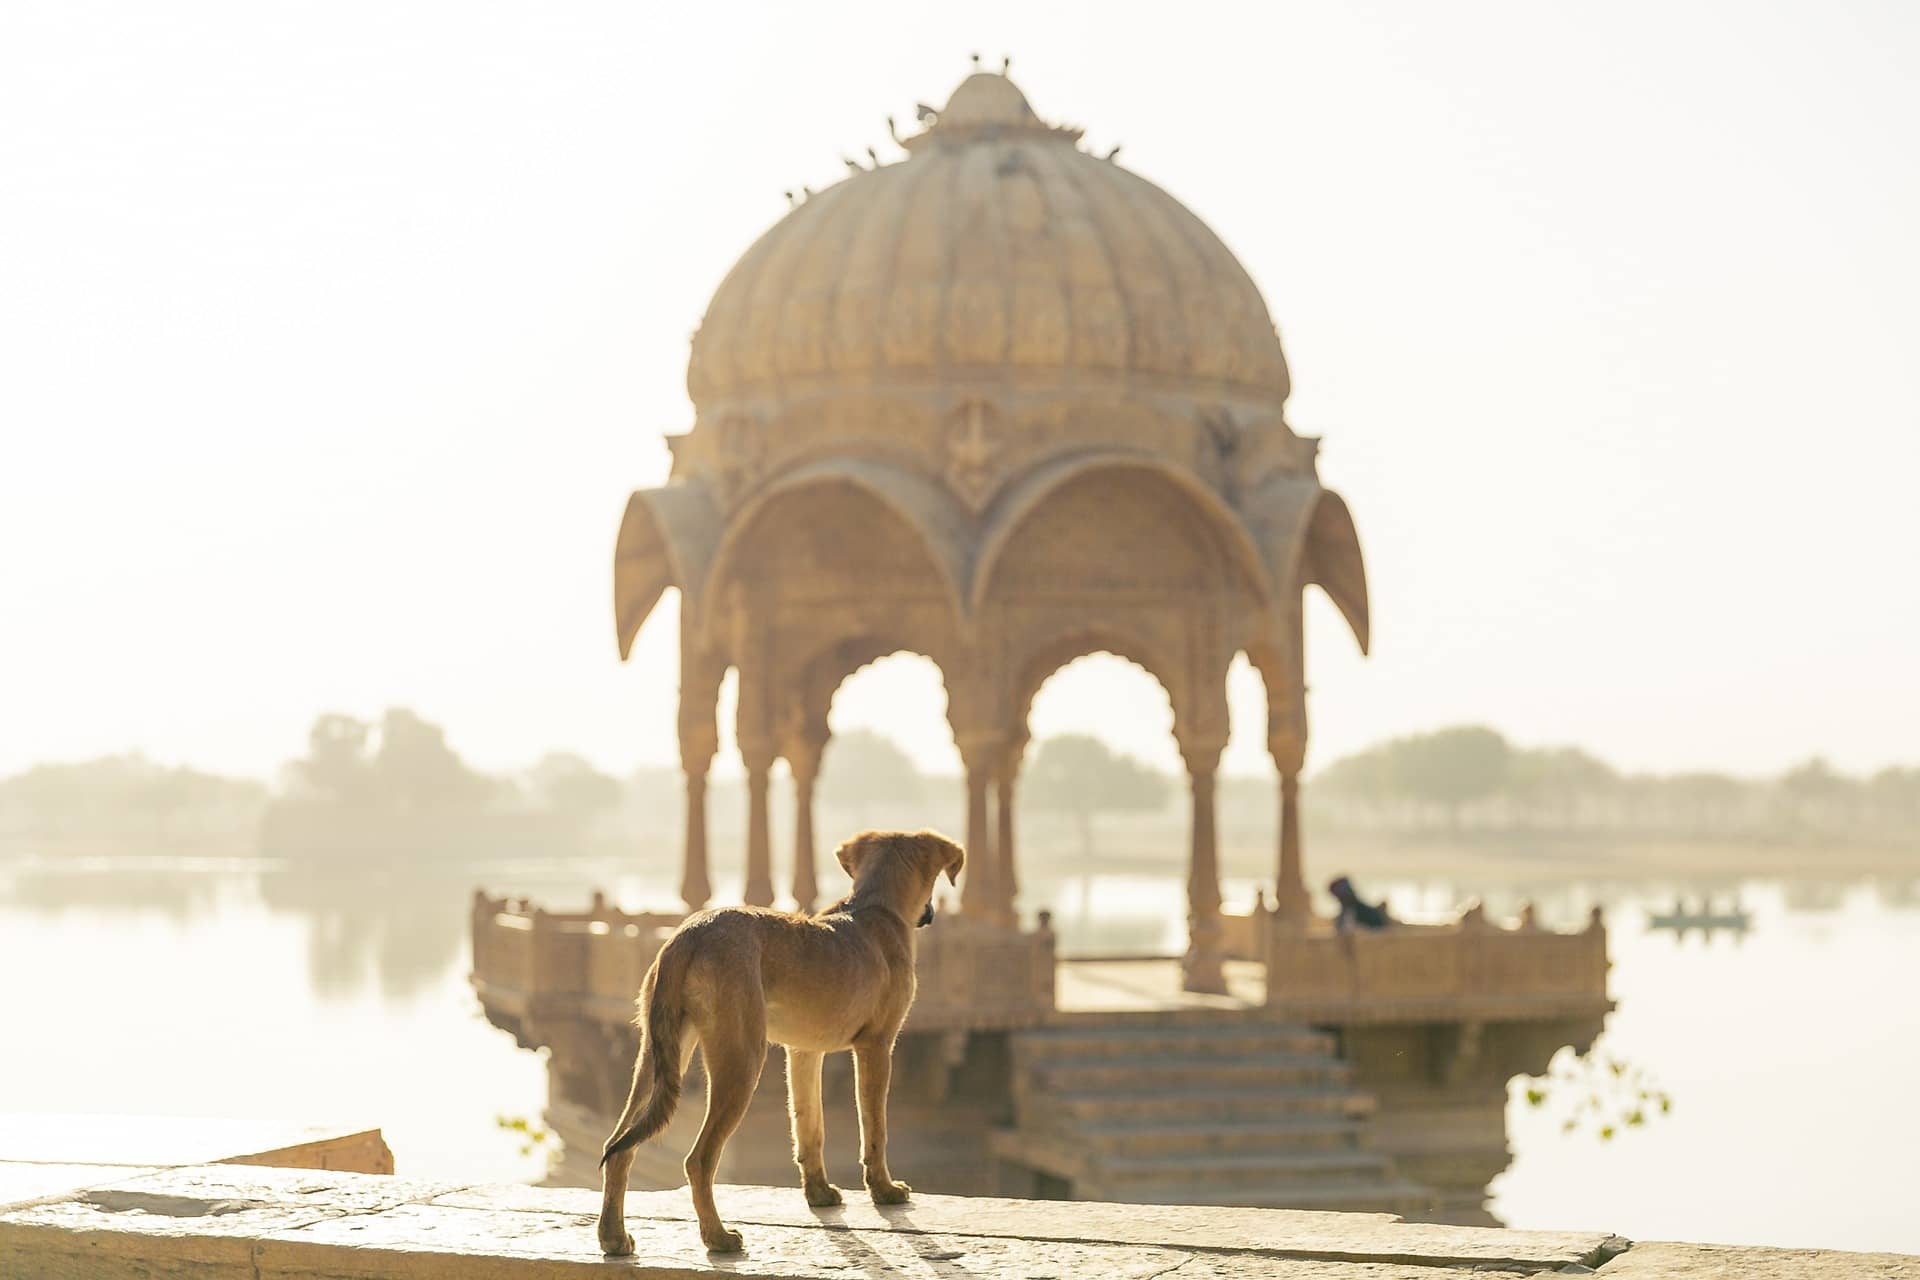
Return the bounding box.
[4,714,1914,858]
[0,755,266,854]
[1308,725,1920,844]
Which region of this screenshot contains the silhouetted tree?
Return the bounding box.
[295,715,375,805]
[0,755,265,850]
[372,708,495,812]
[284,709,497,814]
[526,753,622,821]
[1507,746,1618,828]
[1023,734,1172,859]
[818,729,922,824]
[1391,726,1512,827]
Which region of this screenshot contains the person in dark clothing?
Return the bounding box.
[1328,875,1392,932]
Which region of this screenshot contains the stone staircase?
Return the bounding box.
[991,1014,1437,1215]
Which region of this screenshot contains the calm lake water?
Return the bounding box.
[3,856,1916,1254]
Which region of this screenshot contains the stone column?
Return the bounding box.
[1270,597,1313,924]
[994,749,1020,927]
[741,745,776,907]
[680,759,712,911]
[1270,733,1312,924]
[1181,738,1228,995]
[788,735,824,914]
[676,642,723,914]
[728,588,777,908]
[956,733,1003,921]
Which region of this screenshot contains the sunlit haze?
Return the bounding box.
[5,1,1917,781]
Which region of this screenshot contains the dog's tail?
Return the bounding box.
[599,937,692,1168]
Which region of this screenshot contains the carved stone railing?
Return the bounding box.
[470,893,1057,1043]
[1256,903,1612,1024]
[909,909,1057,1031]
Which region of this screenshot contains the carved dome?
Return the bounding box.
[686,72,1292,409]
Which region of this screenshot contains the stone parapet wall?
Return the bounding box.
[471,893,1057,1038]
[7,1163,1913,1278]
[1257,905,1612,1023]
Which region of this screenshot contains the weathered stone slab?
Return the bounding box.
[272,1201,1203,1279]
[1603,1241,1920,1278]
[6,1165,1918,1279]
[0,1163,161,1212]
[2,1177,1541,1279]
[0,1112,390,1173]
[435,1180,1620,1271]
[95,1162,470,1216]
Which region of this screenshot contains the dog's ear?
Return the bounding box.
[941,837,965,886]
[835,833,873,880]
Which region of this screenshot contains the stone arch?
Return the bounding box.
[778,639,962,913]
[1302,489,1369,655]
[614,480,723,660]
[970,451,1273,615]
[1010,629,1184,746]
[702,459,973,643]
[1242,476,1369,656]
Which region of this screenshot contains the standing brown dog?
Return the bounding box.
[597,828,965,1254]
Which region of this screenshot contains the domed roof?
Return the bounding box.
[687,72,1291,407]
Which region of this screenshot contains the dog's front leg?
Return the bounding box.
[851,1039,910,1204]
[786,1047,842,1206]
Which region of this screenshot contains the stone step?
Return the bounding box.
[1072,1116,1371,1158]
[1013,1024,1336,1062]
[1080,1176,1439,1215]
[1040,1085,1376,1126]
[1043,1008,1302,1030]
[1093,1149,1397,1189]
[1024,1052,1350,1095]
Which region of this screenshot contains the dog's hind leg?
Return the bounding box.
[786,1047,841,1207]
[685,1004,766,1252]
[852,1038,910,1204]
[597,974,658,1257]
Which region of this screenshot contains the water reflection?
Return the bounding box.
[258,862,472,1001]
[1874,877,1920,910]
[2,862,227,921]
[3,859,1917,1252]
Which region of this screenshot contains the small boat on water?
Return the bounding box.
[1647,898,1752,933]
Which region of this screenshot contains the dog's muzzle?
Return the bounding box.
[917,901,934,928]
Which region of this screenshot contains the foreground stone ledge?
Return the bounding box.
[1,1164,1913,1278]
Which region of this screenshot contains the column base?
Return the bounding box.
[1181,946,1229,995]
[1272,880,1313,925]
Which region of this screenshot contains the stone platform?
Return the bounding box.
[5,1164,1915,1278]
[0,1113,392,1205]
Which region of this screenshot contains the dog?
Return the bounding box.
[596,828,965,1254]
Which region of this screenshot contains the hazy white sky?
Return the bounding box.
[3,1,1916,783]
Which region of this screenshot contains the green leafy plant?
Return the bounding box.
[1520,1049,1671,1142]
[495,1113,553,1159]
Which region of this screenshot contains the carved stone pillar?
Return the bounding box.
[676,641,723,913]
[787,734,825,913]
[741,745,776,908]
[956,733,1004,921]
[994,747,1020,927]
[1270,597,1313,924]
[729,588,777,908]
[1181,738,1228,995]
[680,762,711,911]
[1270,733,1311,924]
